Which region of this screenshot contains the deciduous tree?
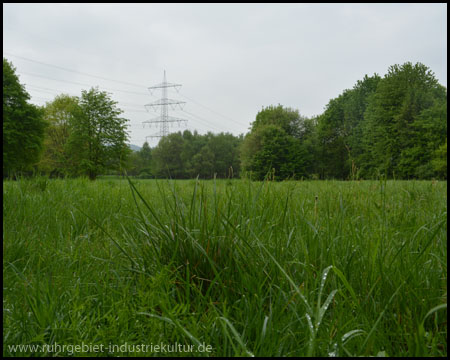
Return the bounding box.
[67,87,130,179]
[38,94,81,177]
[241,105,312,180]
[3,58,47,177]
[362,62,446,178]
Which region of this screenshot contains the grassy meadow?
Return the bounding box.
[3,177,447,357]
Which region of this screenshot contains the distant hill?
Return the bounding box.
[128,144,141,152]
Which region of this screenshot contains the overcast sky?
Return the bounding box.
[3,3,447,147]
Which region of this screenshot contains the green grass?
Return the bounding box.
[3,177,447,357]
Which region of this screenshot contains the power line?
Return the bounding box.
[26,86,63,96]
[28,95,54,103]
[24,78,227,133]
[23,87,217,143]
[7,52,248,128]
[23,82,225,130]
[177,91,248,128]
[29,96,228,143]
[25,83,152,110]
[4,51,148,89]
[179,110,230,133]
[17,71,150,96]
[9,53,248,135]
[172,113,219,133]
[24,85,149,115]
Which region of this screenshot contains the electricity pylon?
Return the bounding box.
[143,70,187,140]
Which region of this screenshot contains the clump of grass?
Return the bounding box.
[3,178,447,356]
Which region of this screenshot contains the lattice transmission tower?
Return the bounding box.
[143,70,187,140]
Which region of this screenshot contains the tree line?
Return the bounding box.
[241,62,446,180]
[3,58,447,180]
[126,131,242,179]
[4,58,130,180]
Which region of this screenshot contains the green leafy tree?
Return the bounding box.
[137,141,152,177]
[125,150,142,176]
[202,132,242,178]
[316,74,381,179]
[191,144,215,178]
[316,96,350,179]
[37,94,81,177]
[241,105,311,180]
[242,124,308,180]
[67,87,130,179]
[181,130,208,177]
[3,58,47,177]
[124,142,152,177]
[240,128,263,176]
[151,132,186,178]
[362,62,446,179]
[299,116,319,177]
[151,130,242,179]
[431,139,447,179]
[251,104,304,138]
[343,75,382,174]
[398,95,447,178]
